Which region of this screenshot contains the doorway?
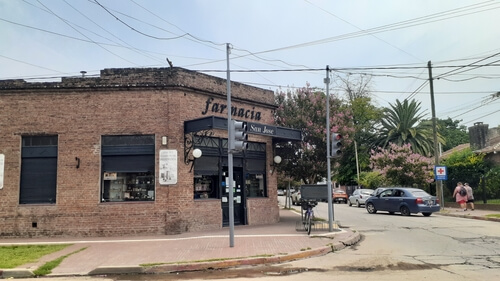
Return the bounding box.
[221,167,246,226]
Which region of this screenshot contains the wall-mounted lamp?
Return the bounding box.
[187,148,202,172]
[161,136,168,146]
[270,155,282,175]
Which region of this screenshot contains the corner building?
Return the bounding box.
[0,67,301,238]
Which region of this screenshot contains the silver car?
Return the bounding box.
[348,188,374,207]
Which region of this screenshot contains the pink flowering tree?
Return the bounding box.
[274,84,355,184]
[370,143,434,187]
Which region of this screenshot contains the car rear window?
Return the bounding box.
[411,190,431,197]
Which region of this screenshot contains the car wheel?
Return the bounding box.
[422,212,432,217]
[400,206,410,216]
[356,200,361,208]
[348,200,352,207]
[366,202,377,214]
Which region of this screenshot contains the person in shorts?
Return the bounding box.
[452,182,468,211]
[464,183,474,211]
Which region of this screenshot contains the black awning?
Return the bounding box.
[184,116,302,141]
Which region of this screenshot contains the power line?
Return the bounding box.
[35,0,138,66]
[461,108,500,125]
[93,0,225,46]
[242,1,500,57]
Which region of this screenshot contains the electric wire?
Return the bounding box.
[93,0,226,46]
[35,0,139,66]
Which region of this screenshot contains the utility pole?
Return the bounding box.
[226,43,235,247]
[325,66,334,231]
[428,61,444,208]
[354,140,360,187]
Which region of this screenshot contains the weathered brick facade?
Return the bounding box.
[0,67,283,238]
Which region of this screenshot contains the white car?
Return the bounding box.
[348,189,374,207]
[291,191,301,205]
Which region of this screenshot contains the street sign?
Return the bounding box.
[434,165,447,180]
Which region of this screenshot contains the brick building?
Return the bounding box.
[0,67,301,238]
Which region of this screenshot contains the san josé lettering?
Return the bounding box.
[201,97,261,121]
[249,124,275,135]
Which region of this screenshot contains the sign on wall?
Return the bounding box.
[159,150,178,185]
[0,154,4,189]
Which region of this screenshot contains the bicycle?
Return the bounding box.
[301,199,317,235]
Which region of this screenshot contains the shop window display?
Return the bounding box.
[102,172,154,202]
[194,175,218,199]
[246,173,265,197]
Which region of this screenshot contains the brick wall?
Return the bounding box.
[0,67,280,238]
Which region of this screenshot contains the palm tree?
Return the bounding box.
[376,99,444,156]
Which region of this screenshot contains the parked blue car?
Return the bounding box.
[365,187,440,217]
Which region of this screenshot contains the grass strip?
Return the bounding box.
[485,214,500,219]
[0,244,70,269]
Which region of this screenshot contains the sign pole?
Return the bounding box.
[226,43,235,247]
[325,66,334,231]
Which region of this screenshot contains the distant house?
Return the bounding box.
[469,123,500,165]
[439,123,500,166]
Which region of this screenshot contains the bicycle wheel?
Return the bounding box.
[305,211,312,235]
[302,211,308,231]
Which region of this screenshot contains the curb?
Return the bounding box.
[89,231,362,275]
[436,212,500,222]
[0,269,34,279]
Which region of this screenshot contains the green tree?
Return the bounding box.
[485,166,500,200]
[370,143,434,188]
[274,85,355,184]
[358,171,385,189]
[335,74,382,185]
[442,148,490,200]
[436,117,469,151]
[376,99,444,156]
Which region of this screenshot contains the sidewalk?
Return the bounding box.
[0,208,360,279]
[436,206,500,222]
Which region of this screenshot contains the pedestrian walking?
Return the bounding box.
[464,183,475,211]
[452,182,468,211]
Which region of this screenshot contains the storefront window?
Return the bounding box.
[101,135,155,203]
[194,175,218,199]
[246,173,265,197]
[20,135,58,204]
[102,172,154,201]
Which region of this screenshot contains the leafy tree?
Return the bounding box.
[335,74,382,185]
[485,166,500,200]
[442,148,490,200]
[358,171,385,189]
[274,84,355,184]
[435,117,469,152]
[370,143,434,188]
[376,99,444,156]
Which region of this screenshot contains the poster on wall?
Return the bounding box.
[159,150,178,185]
[0,154,4,189]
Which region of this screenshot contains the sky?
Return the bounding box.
[1,0,499,130]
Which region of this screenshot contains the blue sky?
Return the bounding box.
[1,0,499,129]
